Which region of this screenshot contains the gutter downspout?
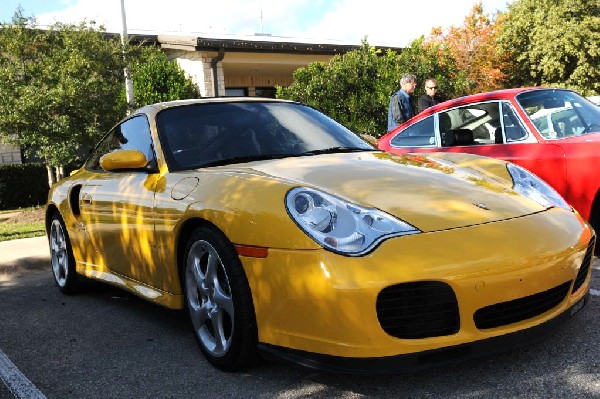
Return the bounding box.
[210,48,225,97]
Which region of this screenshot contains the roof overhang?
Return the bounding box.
[126,33,402,55]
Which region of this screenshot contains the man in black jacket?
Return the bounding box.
[418,78,443,113]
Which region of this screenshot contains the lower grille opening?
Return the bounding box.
[376,281,459,339]
[572,235,596,293]
[474,281,571,329]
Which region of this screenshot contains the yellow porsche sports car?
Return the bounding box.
[46,98,595,373]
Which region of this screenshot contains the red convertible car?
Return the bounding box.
[378,87,600,251]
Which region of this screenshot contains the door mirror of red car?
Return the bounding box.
[99,149,149,171]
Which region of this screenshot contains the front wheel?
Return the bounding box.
[49,213,80,294]
[183,225,258,371]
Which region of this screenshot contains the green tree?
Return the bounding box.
[0,9,127,183]
[396,36,465,101]
[277,40,400,136]
[497,0,600,95]
[276,39,464,137]
[129,50,199,107]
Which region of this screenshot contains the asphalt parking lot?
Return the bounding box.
[1,237,599,398]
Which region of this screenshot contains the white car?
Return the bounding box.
[530,104,587,138]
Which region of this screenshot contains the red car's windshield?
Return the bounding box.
[517,89,600,139]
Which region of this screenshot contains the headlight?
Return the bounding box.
[285,187,420,256]
[507,163,571,211]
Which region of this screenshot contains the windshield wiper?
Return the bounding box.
[198,153,292,168]
[192,147,374,168]
[298,146,373,156]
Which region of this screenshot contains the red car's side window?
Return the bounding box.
[434,101,527,147]
[501,102,528,143]
[437,101,501,147]
[389,116,435,147]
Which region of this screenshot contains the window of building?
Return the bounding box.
[224,88,248,97]
[255,87,277,98]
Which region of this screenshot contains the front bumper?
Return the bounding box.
[258,292,589,374]
[240,209,594,363]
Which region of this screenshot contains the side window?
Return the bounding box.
[390,116,435,147]
[501,103,528,142]
[86,115,155,171]
[438,102,500,146]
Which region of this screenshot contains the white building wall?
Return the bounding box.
[164,49,225,97]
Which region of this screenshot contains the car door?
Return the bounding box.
[78,115,161,286]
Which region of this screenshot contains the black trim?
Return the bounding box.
[258,291,589,374]
[118,33,403,55]
[195,37,363,54]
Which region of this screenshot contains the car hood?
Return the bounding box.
[219,151,549,232]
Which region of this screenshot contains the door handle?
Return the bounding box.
[81,193,92,205]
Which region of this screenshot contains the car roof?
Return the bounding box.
[135,97,295,115]
[416,87,570,119]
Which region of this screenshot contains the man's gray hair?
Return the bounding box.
[400,73,417,85]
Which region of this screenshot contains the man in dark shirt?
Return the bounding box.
[417,78,443,113]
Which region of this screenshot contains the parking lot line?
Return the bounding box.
[0,349,46,399]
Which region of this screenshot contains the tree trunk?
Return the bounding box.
[45,163,56,187]
[55,166,64,181]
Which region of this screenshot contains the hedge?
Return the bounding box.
[0,163,49,210]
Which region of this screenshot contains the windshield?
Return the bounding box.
[156,101,373,171]
[517,89,600,139]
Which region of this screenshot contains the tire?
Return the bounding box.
[589,191,600,256]
[183,225,258,371]
[49,213,80,294]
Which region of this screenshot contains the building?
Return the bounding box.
[0,140,21,164]
[151,33,401,98]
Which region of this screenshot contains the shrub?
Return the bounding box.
[0,163,49,210]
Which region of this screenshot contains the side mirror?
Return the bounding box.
[99,149,148,171]
[360,134,378,148]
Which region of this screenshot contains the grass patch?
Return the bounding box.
[0,221,45,241]
[0,207,46,242]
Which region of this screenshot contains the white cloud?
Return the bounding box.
[34,0,512,46]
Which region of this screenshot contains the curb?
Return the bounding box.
[0,256,49,274]
[0,236,50,278]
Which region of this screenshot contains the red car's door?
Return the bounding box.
[439,143,566,197]
[558,140,600,221]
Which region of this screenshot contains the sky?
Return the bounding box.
[0,0,513,47]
